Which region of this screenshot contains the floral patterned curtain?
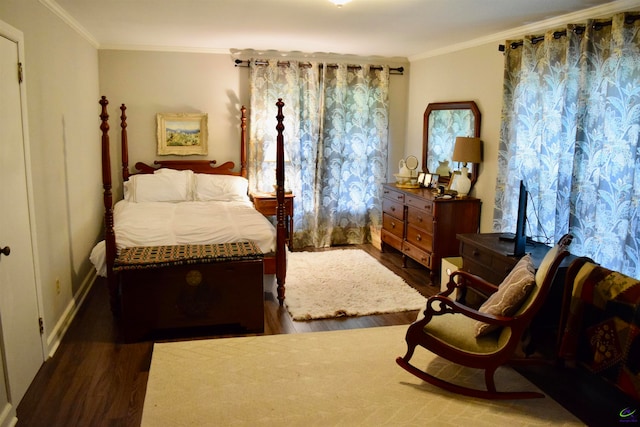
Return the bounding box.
[495,12,640,278]
[249,61,390,248]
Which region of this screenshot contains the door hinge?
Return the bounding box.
[38,317,44,335]
[18,62,23,84]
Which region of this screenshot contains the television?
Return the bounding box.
[499,180,528,256]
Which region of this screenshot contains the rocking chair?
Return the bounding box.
[396,234,572,399]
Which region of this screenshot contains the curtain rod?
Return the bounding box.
[498,14,640,52]
[234,59,404,75]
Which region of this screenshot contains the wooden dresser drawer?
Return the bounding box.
[382,212,404,239]
[382,187,405,204]
[402,242,431,268]
[405,195,433,215]
[380,183,480,282]
[460,242,516,285]
[406,224,433,252]
[382,198,404,219]
[462,258,502,286]
[381,229,403,251]
[460,242,494,266]
[406,206,434,234]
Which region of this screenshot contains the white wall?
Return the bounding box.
[0,0,101,355]
[98,50,409,189]
[98,50,246,189]
[406,43,505,232]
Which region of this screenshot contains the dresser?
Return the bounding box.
[381,183,481,281]
[457,233,562,285]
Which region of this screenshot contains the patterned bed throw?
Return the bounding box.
[114,241,263,271]
[560,262,640,401]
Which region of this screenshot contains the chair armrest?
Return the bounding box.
[426,294,514,327]
[442,270,499,297]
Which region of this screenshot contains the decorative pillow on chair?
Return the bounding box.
[475,254,536,337]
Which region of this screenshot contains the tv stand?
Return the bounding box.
[498,232,515,242]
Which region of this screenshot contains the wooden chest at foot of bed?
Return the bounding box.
[114,242,264,342]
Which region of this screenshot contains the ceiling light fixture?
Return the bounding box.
[330,0,352,7]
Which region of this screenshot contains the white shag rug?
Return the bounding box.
[283,249,426,320]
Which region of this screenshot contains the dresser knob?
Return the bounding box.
[416,234,422,241]
[472,249,480,256]
[390,222,396,228]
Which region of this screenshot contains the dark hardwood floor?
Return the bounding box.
[16,244,636,427]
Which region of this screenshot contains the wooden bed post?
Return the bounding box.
[240,106,247,178]
[275,99,287,305]
[120,104,130,181]
[99,96,119,315]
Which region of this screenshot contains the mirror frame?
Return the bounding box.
[422,101,481,188]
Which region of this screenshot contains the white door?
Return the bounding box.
[0,29,44,406]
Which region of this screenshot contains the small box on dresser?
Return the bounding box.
[381,183,481,282]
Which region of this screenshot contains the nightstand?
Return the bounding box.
[250,192,295,249]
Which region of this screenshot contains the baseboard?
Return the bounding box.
[0,402,16,427]
[45,269,96,358]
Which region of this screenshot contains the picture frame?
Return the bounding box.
[157,112,208,156]
[428,174,440,188]
[417,172,426,186]
[448,171,461,191]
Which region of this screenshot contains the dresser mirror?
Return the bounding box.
[422,101,481,187]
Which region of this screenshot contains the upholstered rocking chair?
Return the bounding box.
[396,234,572,400]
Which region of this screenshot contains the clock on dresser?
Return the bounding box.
[380,183,481,282]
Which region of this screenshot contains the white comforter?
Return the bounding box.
[90,199,276,277]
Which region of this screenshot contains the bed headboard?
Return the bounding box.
[118,103,248,179]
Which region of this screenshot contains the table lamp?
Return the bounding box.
[451,137,481,197]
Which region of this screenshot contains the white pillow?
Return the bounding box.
[126,169,194,202]
[195,174,249,202]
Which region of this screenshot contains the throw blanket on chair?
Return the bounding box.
[559,261,640,401]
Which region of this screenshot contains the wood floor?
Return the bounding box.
[15,244,635,427]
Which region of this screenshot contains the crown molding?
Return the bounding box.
[39,0,99,48]
[408,0,640,62]
[41,0,639,60]
[99,44,231,54]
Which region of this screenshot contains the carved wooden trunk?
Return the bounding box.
[114,242,264,342]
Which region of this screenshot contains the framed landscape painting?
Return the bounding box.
[157,112,208,156]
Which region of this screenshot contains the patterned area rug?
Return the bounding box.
[142,325,584,426]
[283,249,425,320]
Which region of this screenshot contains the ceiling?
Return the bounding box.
[51,0,633,60]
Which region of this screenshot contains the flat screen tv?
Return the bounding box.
[499,180,528,256]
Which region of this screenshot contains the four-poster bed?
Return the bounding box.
[94,96,288,339]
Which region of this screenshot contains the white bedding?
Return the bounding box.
[90,199,276,277]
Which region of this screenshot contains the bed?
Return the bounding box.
[92,96,289,326]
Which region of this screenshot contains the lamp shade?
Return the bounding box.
[452,137,482,164]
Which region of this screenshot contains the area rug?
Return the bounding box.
[142,325,584,426]
[283,249,425,320]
